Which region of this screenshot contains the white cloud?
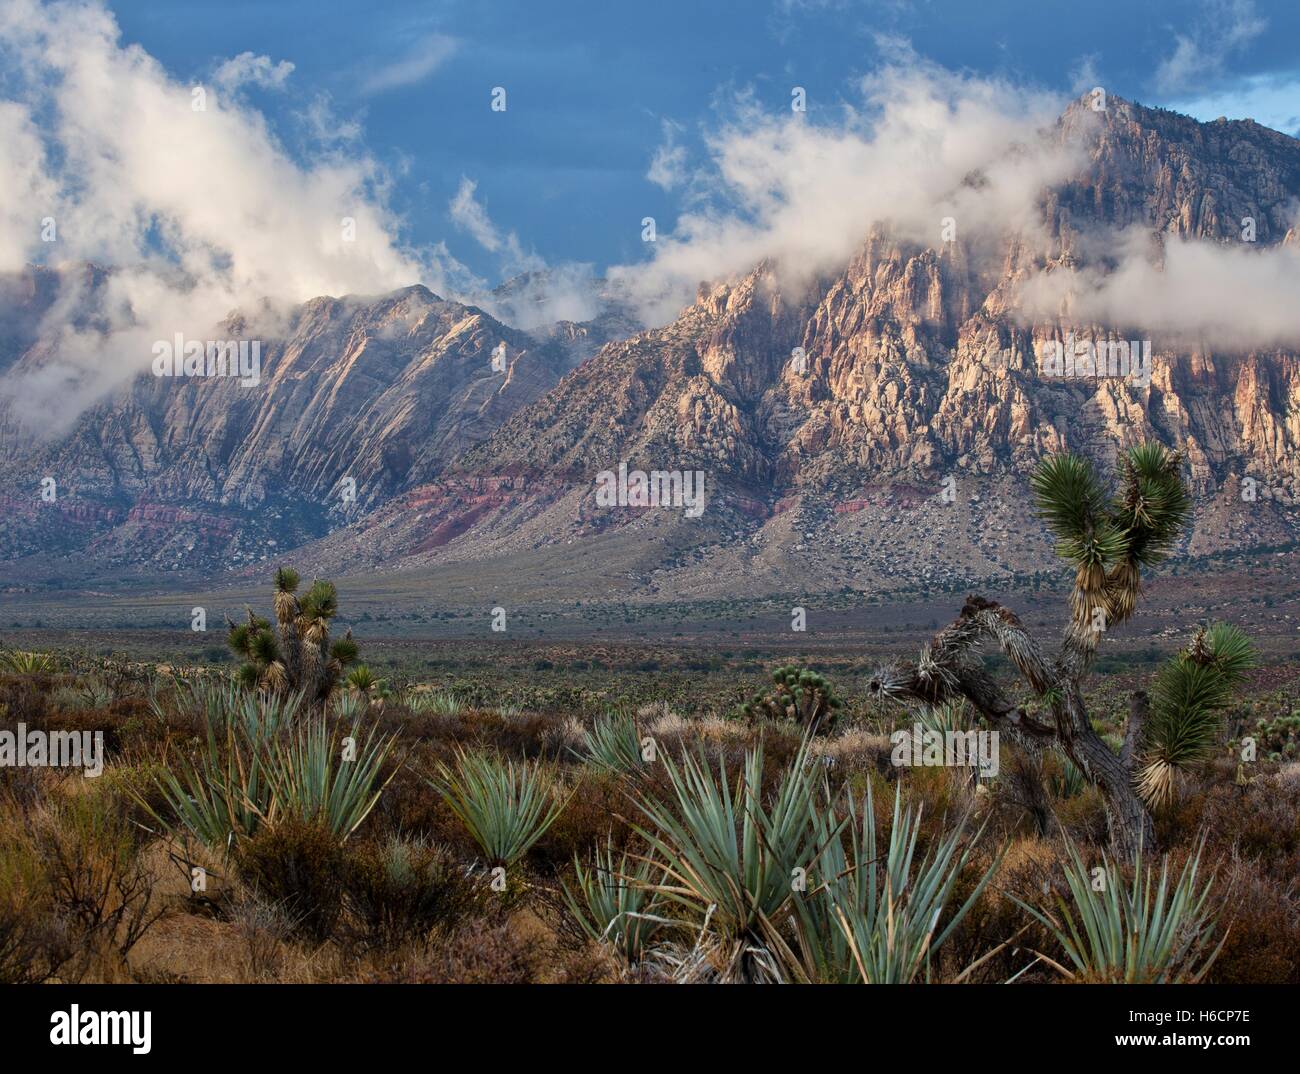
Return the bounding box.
[213,51,294,94]
[647,119,688,191]
[1017,229,1300,352]
[449,176,545,276]
[360,32,457,95]
[1154,0,1266,95]
[611,52,1082,324]
[0,0,471,430]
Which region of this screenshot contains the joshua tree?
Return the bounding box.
[227,567,359,704]
[740,665,843,733]
[867,442,1232,854]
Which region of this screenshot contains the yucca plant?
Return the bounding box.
[1046,752,1085,800]
[1137,623,1257,806]
[913,699,978,736]
[344,665,384,708]
[408,691,464,717]
[156,677,303,739]
[792,783,999,983]
[145,705,398,851]
[256,718,400,838]
[429,749,567,867]
[0,648,59,674]
[874,442,1206,856]
[630,738,828,982]
[332,690,366,720]
[577,710,645,775]
[562,840,664,965]
[147,718,269,850]
[1012,836,1224,983]
[73,676,114,710]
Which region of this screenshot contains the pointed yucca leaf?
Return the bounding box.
[258,717,400,838]
[273,567,301,593]
[628,736,831,981]
[331,635,359,666]
[227,623,253,656]
[300,579,338,621]
[1031,454,1110,550]
[249,629,281,666]
[141,698,395,851]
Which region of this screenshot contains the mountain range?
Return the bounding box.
[1,96,1297,605]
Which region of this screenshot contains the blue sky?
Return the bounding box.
[43,0,1300,287]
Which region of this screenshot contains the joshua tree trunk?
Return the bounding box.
[1121,690,1149,769]
[868,595,1156,855]
[1055,680,1154,855]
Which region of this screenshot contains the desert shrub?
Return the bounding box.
[1051,784,1109,845]
[1161,774,1300,884]
[0,672,50,722]
[33,705,127,763]
[940,838,1062,984]
[459,708,567,759]
[367,754,477,854]
[366,918,620,984]
[342,836,480,950]
[0,805,74,983]
[2,789,163,981]
[532,768,638,871]
[1204,857,1300,984]
[234,820,347,942]
[365,919,542,983]
[227,896,297,981]
[50,676,113,712]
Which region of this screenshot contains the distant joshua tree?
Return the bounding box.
[869,442,1253,854]
[741,665,843,734]
[227,567,359,704]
